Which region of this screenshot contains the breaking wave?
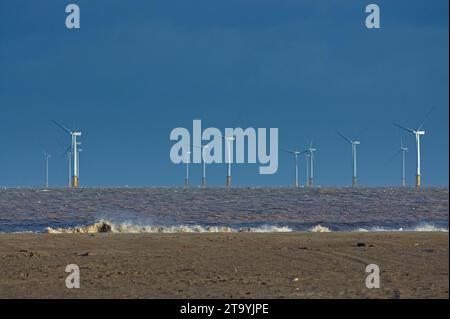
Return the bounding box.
[45,220,293,234]
[309,225,331,232]
[43,221,448,234]
[356,224,448,232]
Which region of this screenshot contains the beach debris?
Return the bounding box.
[19,249,34,257]
[356,242,366,247]
[19,272,29,279]
[293,277,299,282]
[76,251,89,256]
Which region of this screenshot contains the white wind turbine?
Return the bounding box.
[281,149,308,187]
[43,150,51,188]
[400,138,408,187]
[64,145,72,188]
[53,121,82,188]
[393,109,433,188]
[306,153,310,187]
[225,136,235,187]
[307,142,317,187]
[184,150,191,188]
[194,144,209,187]
[338,132,361,187]
[213,134,235,187]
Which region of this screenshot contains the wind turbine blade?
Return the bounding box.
[393,123,415,134]
[299,150,309,155]
[385,149,402,166]
[337,131,352,144]
[281,149,295,154]
[417,107,435,130]
[52,120,72,134]
[400,137,407,149]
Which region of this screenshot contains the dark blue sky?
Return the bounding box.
[0,0,448,187]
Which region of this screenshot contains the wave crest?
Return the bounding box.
[45,221,293,234]
[309,225,331,232]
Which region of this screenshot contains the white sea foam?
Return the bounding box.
[45,220,293,234]
[356,224,448,232]
[44,221,448,234]
[309,225,331,232]
[245,225,293,233]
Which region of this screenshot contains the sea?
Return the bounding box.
[0,187,448,233]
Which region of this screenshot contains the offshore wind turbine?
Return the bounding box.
[194,144,209,187]
[400,138,408,187]
[53,121,82,188]
[193,144,209,187]
[393,108,434,188]
[305,153,310,187]
[307,142,317,187]
[225,136,235,187]
[338,132,360,187]
[64,145,72,188]
[213,134,235,187]
[393,117,429,188]
[43,150,51,188]
[184,151,191,188]
[281,149,308,187]
[201,145,209,187]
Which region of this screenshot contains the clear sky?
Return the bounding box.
[0,0,448,187]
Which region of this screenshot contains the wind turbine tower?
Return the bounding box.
[201,145,208,188]
[53,121,82,188]
[307,142,317,187]
[400,138,408,187]
[44,150,51,188]
[394,122,426,188]
[184,151,191,188]
[306,153,310,187]
[338,132,360,187]
[225,136,234,187]
[64,146,72,188]
[282,149,307,187]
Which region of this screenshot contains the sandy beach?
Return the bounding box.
[0,232,448,299]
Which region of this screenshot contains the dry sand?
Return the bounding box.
[0,232,448,298]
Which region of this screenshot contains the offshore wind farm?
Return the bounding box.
[25,109,437,190]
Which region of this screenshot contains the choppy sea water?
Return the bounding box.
[0,188,448,233]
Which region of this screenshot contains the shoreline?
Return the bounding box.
[0,232,448,298]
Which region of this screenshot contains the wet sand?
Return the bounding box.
[0,232,448,299]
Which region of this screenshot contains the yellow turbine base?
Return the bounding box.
[72,176,79,188]
[416,175,421,188]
